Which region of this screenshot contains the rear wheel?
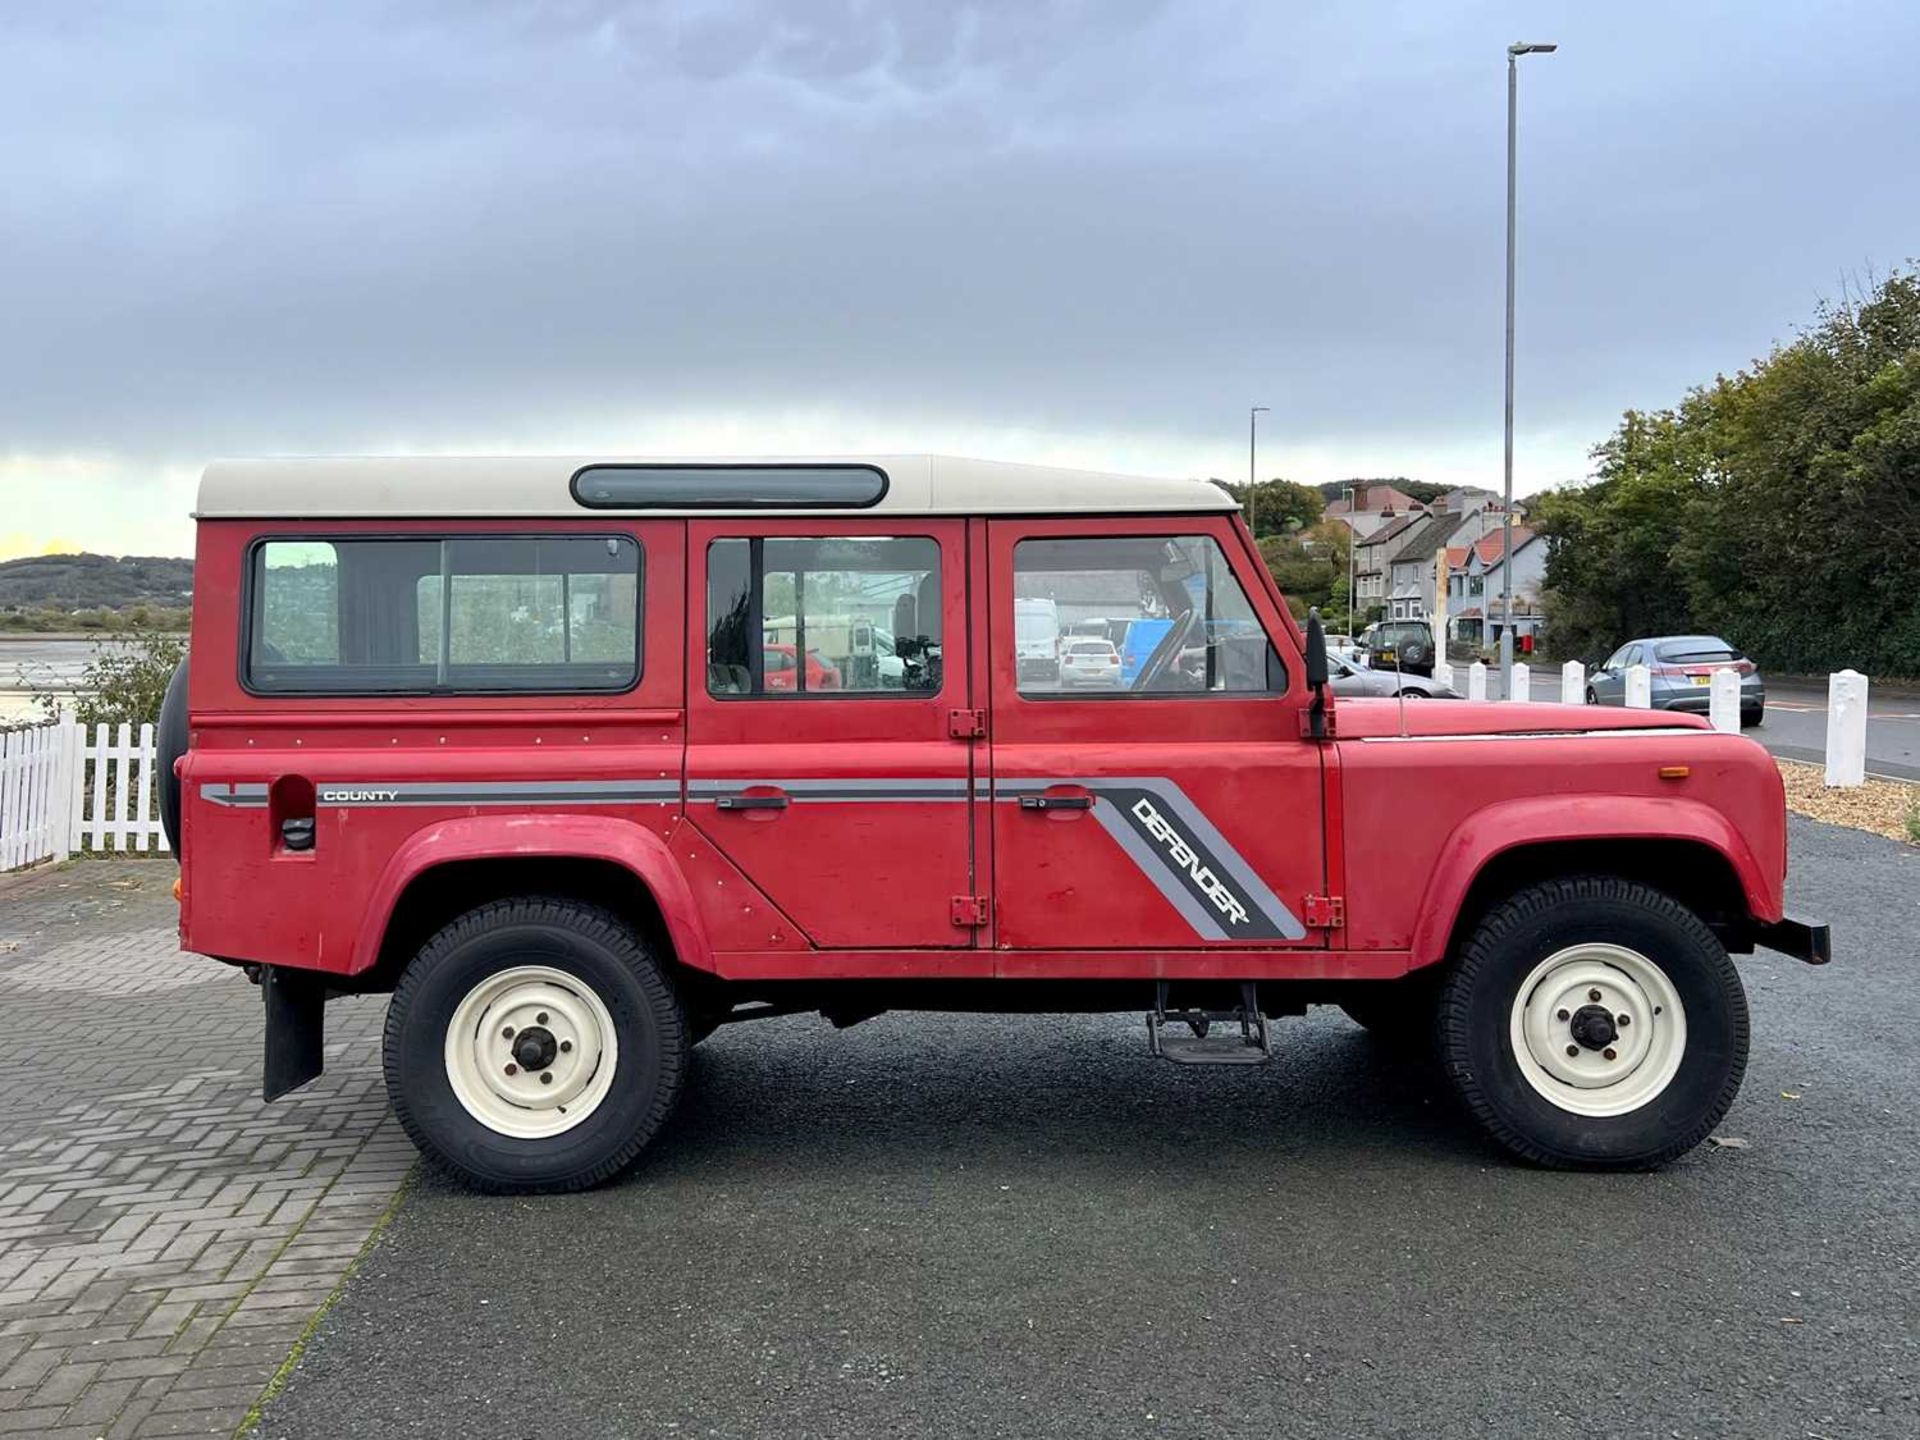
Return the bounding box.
[1438,876,1748,1169]
[1585,686,1599,706]
[1742,702,1764,728]
[384,897,686,1192]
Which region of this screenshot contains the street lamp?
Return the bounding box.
[1344,482,1357,635]
[1502,40,1555,696]
[1248,406,1270,536]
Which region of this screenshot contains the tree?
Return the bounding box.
[1537,266,1920,674]
[1219,479,1328,538]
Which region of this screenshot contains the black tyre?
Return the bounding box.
[384,897,686,1193]
[1584,686,1598,706]
[1742,703,1763,728]
[156,658,190,856]
[1438,876,1748,1169]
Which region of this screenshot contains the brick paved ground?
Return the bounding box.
[0,861,412,1439]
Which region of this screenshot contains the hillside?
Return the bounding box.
[0,553,194,611]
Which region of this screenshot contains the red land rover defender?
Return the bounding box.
[159,456,1828,1191]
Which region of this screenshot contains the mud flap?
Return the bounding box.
[262,967,327,1101]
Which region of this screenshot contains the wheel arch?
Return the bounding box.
[1411,796,1780,971]
[347,814,716,991]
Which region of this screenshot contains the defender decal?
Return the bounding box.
[1129,796,1251,928]
[998,777,1307,943]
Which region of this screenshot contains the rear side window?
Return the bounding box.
[1013,535,1282,697]
[1655,639,1740,663]
[248,535,641,694]
[705,536,942,697]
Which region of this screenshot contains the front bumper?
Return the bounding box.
[1756,914,1832,965]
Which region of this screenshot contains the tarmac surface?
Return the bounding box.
[251,815,1920,1440]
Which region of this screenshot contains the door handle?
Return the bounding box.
[1019,794,1093,812]
[716,794,790,811]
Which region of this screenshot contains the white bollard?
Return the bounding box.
[1467,661,1487,701]
[1561,660,1585,706]
[1508,661,1530,702]
[1625,663,1652,709]
[1709,667,1740,733]
[1824,669,1869,787]
[1433,659,1454,692]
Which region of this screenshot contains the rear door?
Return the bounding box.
[684,520,975,950]
[985,517,1325,953]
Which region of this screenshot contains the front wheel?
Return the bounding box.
[1585,686,1599,706]
[384,897,687,1192]
[1438,876,1748,1169]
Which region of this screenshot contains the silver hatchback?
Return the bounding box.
[1587,635,1765,726]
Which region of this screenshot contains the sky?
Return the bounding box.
[2,0,1916,559]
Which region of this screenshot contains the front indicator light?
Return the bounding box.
[1658,766,1690,781]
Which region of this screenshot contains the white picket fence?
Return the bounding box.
[0,717,171,872]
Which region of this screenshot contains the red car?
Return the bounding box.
[158,455,1828,1191]
[761,643,841,692]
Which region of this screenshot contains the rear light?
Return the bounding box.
[1736,661,1755,675]
[1652,665,1687,677]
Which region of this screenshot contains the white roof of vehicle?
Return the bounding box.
[195,455,1235,519]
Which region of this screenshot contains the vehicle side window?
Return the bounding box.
[1013,535,1282,697]
[248,535,640,694]
[705,536,942,698]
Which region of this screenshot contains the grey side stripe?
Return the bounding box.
[689,778,969,804]
[200,783,269,808]
[996,777,1307,942]
[200,781,678,808]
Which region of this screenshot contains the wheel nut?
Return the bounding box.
[537,1012,550,1025]
[1566,1044,1580,1057]
[540,1071,553,1085]
[504,1063,518,1076]
[1603,1048,1617,1061]
[1557,1009,1570,1021]
[502,1026,515,1039]
[559,1040,573,1053]
[1617,1014,1631,1027]
[1588,988,1602,1002]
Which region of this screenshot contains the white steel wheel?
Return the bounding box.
[1508,942,1686,1118]
[443,964,619,1139]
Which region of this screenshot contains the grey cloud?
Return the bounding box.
[1,0,1916,491]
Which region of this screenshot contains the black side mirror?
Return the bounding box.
[1304,609,1330,739]
[1304,609,1329,689]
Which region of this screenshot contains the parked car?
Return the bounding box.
[1059,637,1121,688]
[162,454,1826,1192]
[1325,633,1364,667]
[1587,636,1765,726]
[761,643,841,693]
[1365,619,1435,677]
[1328,652,1459,699]
[1014,597,1060,683]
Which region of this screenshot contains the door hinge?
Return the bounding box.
[950,895,991,927]
[1303,894,1346,929]
[948,708,987,739]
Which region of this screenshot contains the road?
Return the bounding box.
[253,815,1920,1440]
[1482,668,1920,781]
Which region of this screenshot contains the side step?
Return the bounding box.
[1147,981,1272,1066]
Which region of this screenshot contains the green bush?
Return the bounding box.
[32,631,186,729]
[1536,268,1920,676]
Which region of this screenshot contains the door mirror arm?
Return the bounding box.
[1304,609,1330,739]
